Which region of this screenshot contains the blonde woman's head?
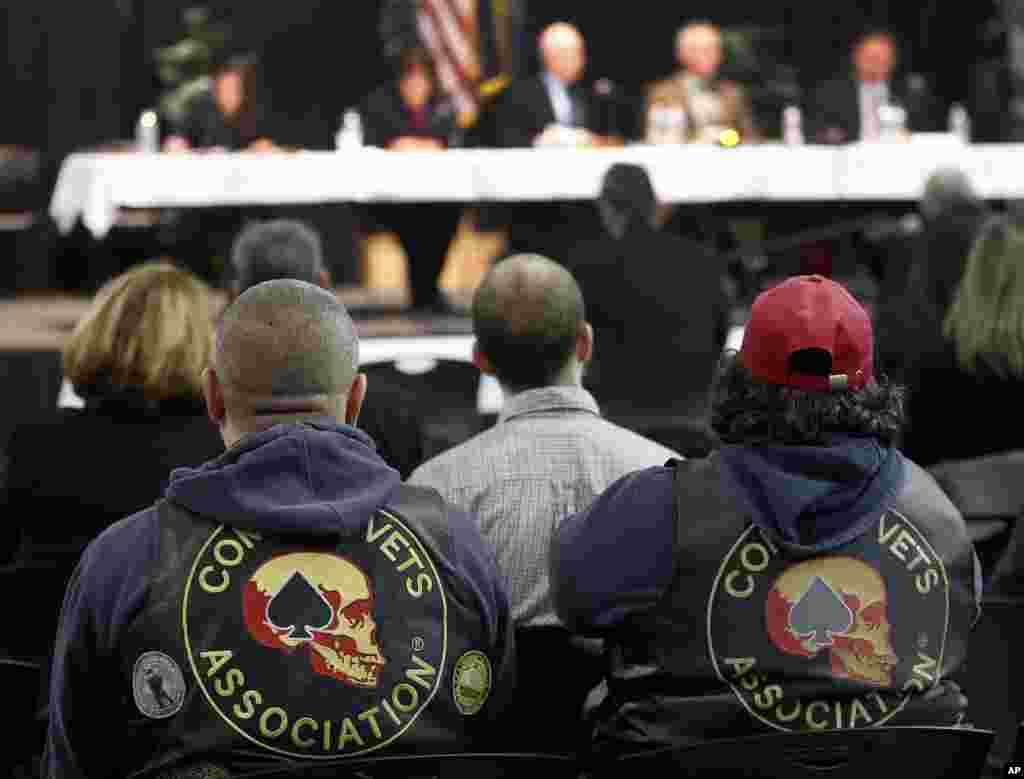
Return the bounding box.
[944,216,1024,377]
[64,261,215,402]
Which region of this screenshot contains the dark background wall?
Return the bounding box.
[0,0,1003,159]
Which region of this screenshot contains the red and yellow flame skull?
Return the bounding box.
[766,557,899,686]
[243,552,387,688]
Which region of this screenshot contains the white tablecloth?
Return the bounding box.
[50,140,1024,239]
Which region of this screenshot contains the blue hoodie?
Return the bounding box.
[44,420,510,779]
[553,436,911,632]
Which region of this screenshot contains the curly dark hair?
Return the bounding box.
[711,351,907,446]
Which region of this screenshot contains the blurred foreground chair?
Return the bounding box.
[929,451,1024,579]
[0,657,44,776]
[949,598,1024,777]
[589,726,994,779]
[163,752,577,779]
[360,358,489,477]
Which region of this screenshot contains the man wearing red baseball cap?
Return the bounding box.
[552,275,981,759]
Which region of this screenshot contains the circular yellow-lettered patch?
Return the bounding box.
[453,650,491,716]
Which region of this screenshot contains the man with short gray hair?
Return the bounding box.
[44,279,514,778]
[228,219,330,300]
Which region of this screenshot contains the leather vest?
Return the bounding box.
[592,455,977,752]
[115,485,501,777]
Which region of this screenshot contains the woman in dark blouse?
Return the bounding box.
[360,47,465,313]
[901,216,1024,466]
[1,262,224,572]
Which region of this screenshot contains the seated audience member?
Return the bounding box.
[360,46,464,314]
[902,216,1024,466]
[564,163,728,446]
[553,275,980,756]
[805,29,941,144]
[44,280,513,778]
[874,169,988,386]
[225,218,422,479]
[409,254,679,749]
[1,262,224,570]
[227,218,330,301]
[645,21,759,144]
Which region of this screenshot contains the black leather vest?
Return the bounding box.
[591,454,978,752]
[115,485,503,777]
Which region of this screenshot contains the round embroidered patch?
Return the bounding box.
[133,651,186,719]
[453,650,491,716]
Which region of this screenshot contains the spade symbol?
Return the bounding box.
[266,571,334,641]
[789,576,854,649]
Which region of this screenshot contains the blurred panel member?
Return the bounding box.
[496,22,611,148]
[360,47,464,313]
[644,21,758,145]
[163,54,276,153]
[805,29,941,144]
[495,22,613,259]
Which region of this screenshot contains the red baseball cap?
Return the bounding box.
[739,275,873,392]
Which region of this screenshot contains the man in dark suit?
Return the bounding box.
[805,29,941,144]
[496,22,614,259]
[563,163,729,452]
[496,22,606,148]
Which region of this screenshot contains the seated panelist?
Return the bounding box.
[163,53,278,153]
[644,21,759,145]
[496,22,616,148]
[805,29,942,144]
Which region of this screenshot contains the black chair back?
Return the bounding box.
[0,657,44,775]
[179,752,577,779]
[929,452,1024,578]
[950,599,1024,777]
[509,626,605,754]
[598,726,993,779]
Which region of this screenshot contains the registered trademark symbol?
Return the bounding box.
[412,636,424,652]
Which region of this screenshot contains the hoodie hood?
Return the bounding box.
[165,419,401,537]
[718,435,906,554]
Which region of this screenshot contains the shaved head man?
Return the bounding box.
[205,279,365,445]
[410,253,679,750]
[45,287,515,776]
[539,22,586,85]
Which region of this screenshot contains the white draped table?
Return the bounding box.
[49,141,1024,239]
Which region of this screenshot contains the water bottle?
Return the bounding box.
[335,109,363,150]
[948,103,971,144]
[136,109,160,153]
[878,104,907,141]
[782,105,804,146]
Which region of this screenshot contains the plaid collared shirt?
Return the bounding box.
[408,386,680,627]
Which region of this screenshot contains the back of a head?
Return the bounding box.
[473,254,584,391]
[230,220,325,295]
[921,168,980,222]
[64,261,213,404]
[713,275,905,445]
[215,280,358,418]
[600,163,657,228]
[944,216,1024,377]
